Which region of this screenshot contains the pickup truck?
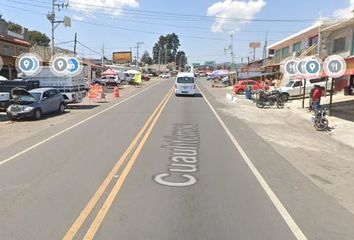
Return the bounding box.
[279,77,333,101]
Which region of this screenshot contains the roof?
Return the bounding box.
[177,72,194,77]
[267,24,320,50]
[321,18,354,32]
[0,34,30,47]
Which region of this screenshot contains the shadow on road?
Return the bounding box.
[323,99,354,122]
[66,105,101,110]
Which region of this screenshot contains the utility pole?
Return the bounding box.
[263,31,268,60]
[102,43,105,67]
[47,0,70,57]
[73,32,77,55]
[224,34,235,68]
[136,41,144,68]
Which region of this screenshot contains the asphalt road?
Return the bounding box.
[1,79,354,240]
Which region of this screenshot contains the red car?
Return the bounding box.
[233,80,269,94]
[142,74,151,81]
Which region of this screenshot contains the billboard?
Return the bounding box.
[113,52,132,64]
[249,42,261,48]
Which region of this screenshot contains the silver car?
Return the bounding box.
[7,88,66,120]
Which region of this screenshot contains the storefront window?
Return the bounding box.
[275,49,281,63]
[282,46,289,58]
[333,37,347,53]
[293,42,301,54]
[2,45,14,56]
[309,36,318,47]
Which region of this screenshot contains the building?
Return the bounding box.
[0,18,30,79]
[263,24,322,83]
[320,18,354,92]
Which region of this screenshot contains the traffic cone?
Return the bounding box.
[114,86,120,98]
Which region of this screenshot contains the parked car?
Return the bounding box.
[7,88,65,120]
[233,80,269,94]
[160,73,171,79]
[92,78,106,85]
[279,77,333,101]
[142,74,151,81]
[100,76,121,86]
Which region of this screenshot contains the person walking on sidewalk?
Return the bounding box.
[312,85,323,111]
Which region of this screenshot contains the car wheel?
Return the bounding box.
[34,109,42,120]
[58,103,66,114]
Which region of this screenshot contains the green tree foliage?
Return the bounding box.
[8,21,22,34]
[152,33,181,64]
[176,50,187,69]
[29,31,50,47]
[140,51,153,65]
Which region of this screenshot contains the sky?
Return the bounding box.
[0,0,353,64]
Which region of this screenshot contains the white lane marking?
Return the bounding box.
[197,85,307,240]
[0,82,162,167]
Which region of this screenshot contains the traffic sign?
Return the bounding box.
[323,55,346,78]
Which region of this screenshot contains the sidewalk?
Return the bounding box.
[199,79,354,216]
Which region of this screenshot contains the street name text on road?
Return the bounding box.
[154,123,200,187]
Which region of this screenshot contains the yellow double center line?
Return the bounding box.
[63,87,174,240]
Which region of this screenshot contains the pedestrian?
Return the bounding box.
[312,85,323,111]
[309,85,316,112]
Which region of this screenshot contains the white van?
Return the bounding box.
[175,72,196,96]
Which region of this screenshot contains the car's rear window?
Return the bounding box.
[177,77,194,84]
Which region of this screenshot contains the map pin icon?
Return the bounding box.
[309,63,316,72]
[58,60,64,69]
[24,60,30,69]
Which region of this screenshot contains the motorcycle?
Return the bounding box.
[256,90,285,109]
[311,108,329,131]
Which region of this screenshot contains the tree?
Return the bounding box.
[152,33,181,64]
[176,50,187,70]
[29,31,50,47]
[140,51,153,65]
[8,21,22,34]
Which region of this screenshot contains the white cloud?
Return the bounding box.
[70,0,139,16]
[333,0,354,19]
[207,0,266,32]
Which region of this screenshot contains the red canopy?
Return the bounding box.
[101,68,118,77]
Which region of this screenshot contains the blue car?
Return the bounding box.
[7,88,66,120]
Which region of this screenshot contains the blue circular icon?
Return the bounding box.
[67,57,79,73]
[305,59,321,75]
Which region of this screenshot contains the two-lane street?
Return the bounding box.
[1,79,354,239]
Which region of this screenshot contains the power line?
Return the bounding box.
[9,0,346,23]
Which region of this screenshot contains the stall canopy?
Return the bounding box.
[124,69,141,74]
[101,68,118,77]
[209,69,229,78]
